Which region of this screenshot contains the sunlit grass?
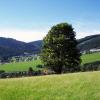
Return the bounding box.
[0,71,100,100]
[0,60,42,72]
[82,52,100,64]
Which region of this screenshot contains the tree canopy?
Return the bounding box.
[41,23,81,74]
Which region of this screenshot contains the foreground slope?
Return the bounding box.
[0,71,100,100]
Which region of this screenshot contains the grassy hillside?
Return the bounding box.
[0,60,42,72]
[0,71,100,100]
[0,52,100,72]
[82,52,100,64]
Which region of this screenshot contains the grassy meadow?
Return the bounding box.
[0,71,99,100]
[82,52,100,64]
[0,52,100,100]
[0,60,42,72]
[0,52,100,72]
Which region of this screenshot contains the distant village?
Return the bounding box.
[0,53,39,64]
[81,48,100,54]
[0,48,100,64]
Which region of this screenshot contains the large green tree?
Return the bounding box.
[41,23,81,74]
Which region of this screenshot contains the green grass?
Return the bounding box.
[81,52,100,64]
[0,60,42,72]
[0,71,100,100]
[0,52,100,72]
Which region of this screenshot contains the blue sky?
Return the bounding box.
[0,0,100,42]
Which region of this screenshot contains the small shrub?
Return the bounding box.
[0,70,5,74]
[36,64,43,68]
[28,67,34,76]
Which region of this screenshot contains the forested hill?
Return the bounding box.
[77,34,100,51]
[0,34,100,59]
[0,37,42,59]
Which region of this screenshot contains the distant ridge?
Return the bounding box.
[0,34,100,59]
[0,37,41,59]
[78,34,100,51]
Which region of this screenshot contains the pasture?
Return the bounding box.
[82,52,100,64]
[0,52,100,72]
[0,60,42,72]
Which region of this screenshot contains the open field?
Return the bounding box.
[82,52,100,64]
[0,52,100,72]
[0,71,100,100]
[0,60,42,72]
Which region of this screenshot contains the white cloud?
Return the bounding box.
[76,30,100,39]
[0,28,49,42]
[73,20,100,39]
[0,25,99,42]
